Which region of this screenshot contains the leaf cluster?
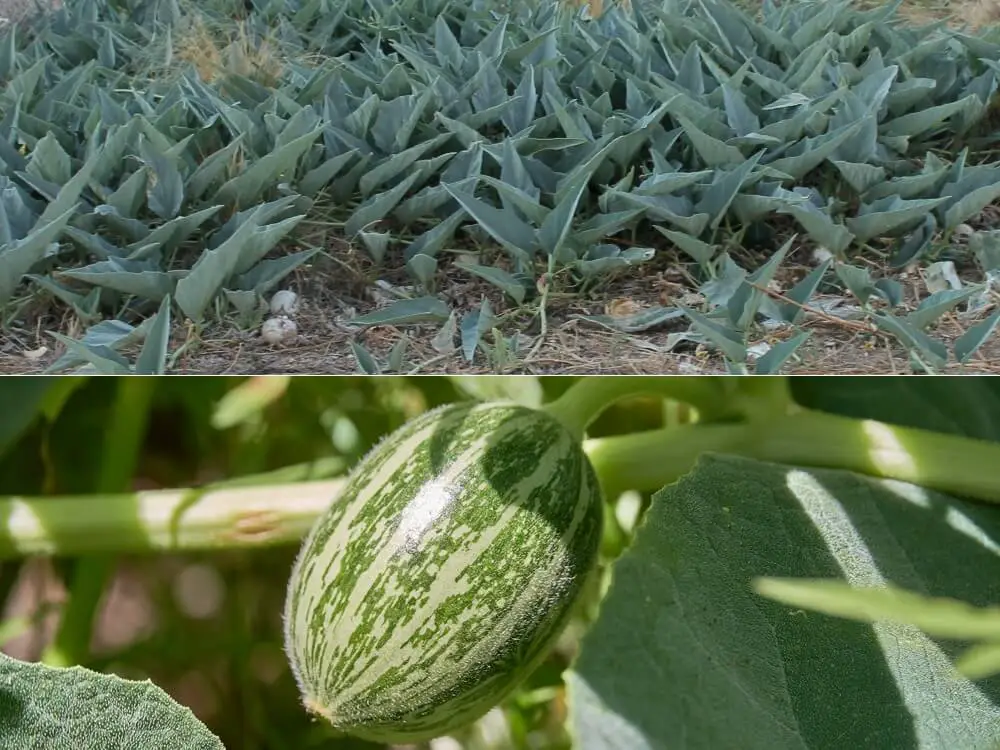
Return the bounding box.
[3,0,1000,368]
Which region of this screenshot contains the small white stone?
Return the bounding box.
[812,246,834,264]
[270,290,299,317]
[22,346,47,360]
[260,316,298,345]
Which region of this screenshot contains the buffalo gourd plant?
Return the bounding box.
[7,0,1000,372]
[2,376,1000,749]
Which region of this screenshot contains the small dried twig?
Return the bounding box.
[747,281,878,334]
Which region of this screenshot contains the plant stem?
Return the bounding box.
[5,409,1000,561]
[542,376,739,439]
[584,408,1000,504]
[719,378,798,421]
[42,381,155,667]
[583,421,748,498]
[0,479,344,559]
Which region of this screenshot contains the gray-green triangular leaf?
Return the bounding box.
[348,297,452,327]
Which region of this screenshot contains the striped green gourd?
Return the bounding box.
[283,400,603,743]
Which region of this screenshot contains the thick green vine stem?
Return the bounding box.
[0,479,345,560]
[542,377,738,439]
[719,378,799,422]
[542,377,802,441]
[5,406,1000,561]
[584,408,1000,505]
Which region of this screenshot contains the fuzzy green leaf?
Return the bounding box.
[568,455,1000,750]
[350,342,381,374]
[0,206,76,307]
[779,202,854,256]
[682,307,747,362]
[0,652,223,749]
[882,95,981,138]
[138,137,184,221]
[727,237,792,330]
[696,151,765,229]
[460,299,494,362]
[830,161,885,194]
[846,197,949,244]
[174,208,302,322]
[653,226,717,267]
[943,178,1000,231]
[404,209,466,261]
[676,115,745,167]
[777,259,832,325]
[359,135,449,197]
[60,259,176,301]
[25,133,73,186]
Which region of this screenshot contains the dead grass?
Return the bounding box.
[5,223,1000,375]
[174,20,284,87]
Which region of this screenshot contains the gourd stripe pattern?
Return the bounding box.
[283,402,603,742]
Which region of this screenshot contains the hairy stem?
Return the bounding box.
[719,378,798,421]
[543,376,739,439]
[585,408,1000,504]
[5,409,1000,561]
[0,479,345,560]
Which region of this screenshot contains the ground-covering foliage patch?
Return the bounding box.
[3,0,1000,371]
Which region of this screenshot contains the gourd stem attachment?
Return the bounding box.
[542,376,738,440]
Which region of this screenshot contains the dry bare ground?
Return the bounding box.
[3,0,1000,375]
[7,225,1000,375]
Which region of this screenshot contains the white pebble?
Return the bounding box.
[812,246,834,264]
[261,316,298,345]
[270,289,299,316]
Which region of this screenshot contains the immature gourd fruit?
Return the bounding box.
[283,401,604,743]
